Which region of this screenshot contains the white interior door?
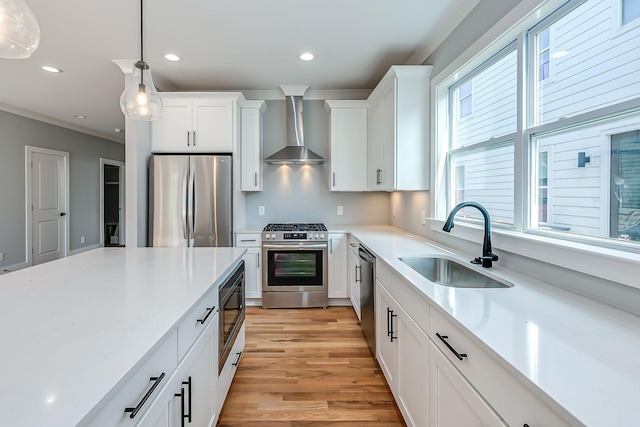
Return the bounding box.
[31,151,67,265]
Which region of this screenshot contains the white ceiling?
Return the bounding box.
[0,0,476,143]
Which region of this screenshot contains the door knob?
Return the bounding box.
[60,212,66,216]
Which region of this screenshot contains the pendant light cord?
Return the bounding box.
[139,0,145,86]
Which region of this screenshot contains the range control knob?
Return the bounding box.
[271,234,276,240]
[320,233,325,239]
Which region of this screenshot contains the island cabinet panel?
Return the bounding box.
[177,285,218,360]
[217,322,246,415]
[83,329,178,426]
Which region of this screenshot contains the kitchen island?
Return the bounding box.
[0,247,245,426]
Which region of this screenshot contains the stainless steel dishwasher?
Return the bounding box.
[358,245,376,357]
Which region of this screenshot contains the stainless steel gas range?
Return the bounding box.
[261,223,328,309]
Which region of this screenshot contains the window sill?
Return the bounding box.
[430,219,640,291]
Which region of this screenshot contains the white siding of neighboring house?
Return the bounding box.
[453,0,640,238]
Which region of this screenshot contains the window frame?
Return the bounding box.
[431,0,640,290]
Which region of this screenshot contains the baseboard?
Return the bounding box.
[0,261,30,275]
[68,244,101,256]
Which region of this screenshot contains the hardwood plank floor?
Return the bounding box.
[217,306,406,427]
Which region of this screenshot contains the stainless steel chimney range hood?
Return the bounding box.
[264,85,325,165]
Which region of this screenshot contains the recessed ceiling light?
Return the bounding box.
[164,53,181,62]
[42,65,63,73]
[298,52,314,61]
[74,115,87,119]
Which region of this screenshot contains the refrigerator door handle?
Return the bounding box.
[188,161,196,247]
[182,165,189,241]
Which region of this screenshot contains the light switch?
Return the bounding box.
[80,236,85,243]
[421,211,426,225]
[0,252,3,262]
[258,206,265,216]
[337,206,343,216]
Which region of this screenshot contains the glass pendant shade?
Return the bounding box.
[119,61,163,121]
[0,0,41,59]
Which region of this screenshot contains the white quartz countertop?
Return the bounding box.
[0,247,245,427]
[344,225,640,426]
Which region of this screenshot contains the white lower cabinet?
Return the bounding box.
[429,341,506,427]
[375,280,429,427]
[348,240,361,319]
[217,322,246,415]
[328,232,348,299]
[172,315,217,427]
[235,233,262,300]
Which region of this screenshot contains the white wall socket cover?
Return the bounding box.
[80,236,85,243]
[337,206,343,215]
[0,252,3,262]
[258,206,265,216]
[421,211,426,225]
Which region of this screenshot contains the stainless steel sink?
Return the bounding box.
[399,256,513,289]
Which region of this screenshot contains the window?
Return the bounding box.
[459,81,473,118]
[437,0,640,251]
[622,0,640,25]
[538,28,550,81]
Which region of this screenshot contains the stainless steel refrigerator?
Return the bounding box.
[149,155,232,247]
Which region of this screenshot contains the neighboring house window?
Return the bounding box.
[622,0,640,25]
[538,27,550,81]
[538,151,549,224]
[459,81,472,118]
[455,165,465,205]
[436,0,640,250]
[610,130,640,241]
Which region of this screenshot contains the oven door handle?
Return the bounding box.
[262,243,328,250]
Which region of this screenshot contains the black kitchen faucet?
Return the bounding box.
[443,201,499,268]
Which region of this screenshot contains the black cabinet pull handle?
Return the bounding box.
[124,372,165,418]
[197,306,215,324]
[232,351,242,366]
[174,387,186,427]
[436,333,467,360]
[387,307,392,337]
[390,310,397,342]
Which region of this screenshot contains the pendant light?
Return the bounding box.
[0,0,41,59]
[119,0,162,121]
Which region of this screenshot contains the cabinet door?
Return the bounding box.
[329,106,367,191]
[375,281,398,395]
[328,233,348,298]
[379,85,396,191]
[152,98,191,152]
[171,317,216,427]
[348,244,361,320]
[243,247,262,299]
[368,100,383,189]
[192,99,233,152]
[241,106,263,191]
[396,305,429,427]
[429,341,506,427]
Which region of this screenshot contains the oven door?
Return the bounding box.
[262,243,328,293]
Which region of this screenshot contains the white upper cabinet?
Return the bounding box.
[151,92,245,153]
[324,100,368,191]
[367,65,432,191]
[241,100,267,191]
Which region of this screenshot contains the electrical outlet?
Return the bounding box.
[421,211,426,225]
[0,252,4,262]
[80,236,85,244]
[258,206,265,216]
[392,205,396,217]
[337,206,343,216]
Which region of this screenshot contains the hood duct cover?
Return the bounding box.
[264,92,325,164]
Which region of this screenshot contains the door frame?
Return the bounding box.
[25,146,70,266]
[99,158,126,247]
